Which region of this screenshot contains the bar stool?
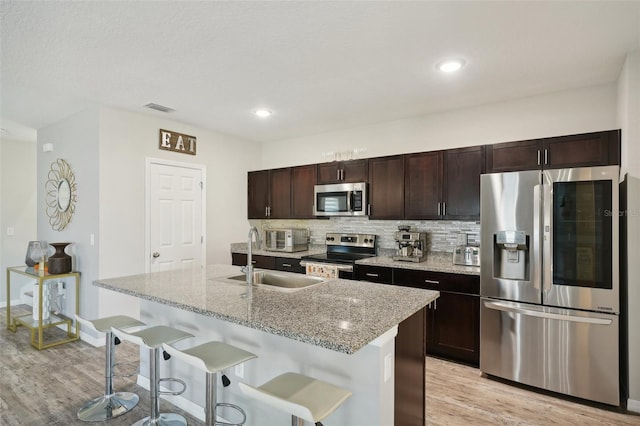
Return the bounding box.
[74,314,146,422]
[112,325,194,426]
[162,341,257,426]
[239,372,352,426]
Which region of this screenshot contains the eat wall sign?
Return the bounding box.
[159,129,196,155]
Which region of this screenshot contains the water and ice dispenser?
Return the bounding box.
[493,230,529,280]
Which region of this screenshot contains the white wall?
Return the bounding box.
[617,50,640,411]
[0,137,37,305]
[96,107,261,317]
[37,108,101,319]
[261,84,617,169]
[35,106,262,325]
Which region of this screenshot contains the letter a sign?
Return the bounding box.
[159,129,197,156]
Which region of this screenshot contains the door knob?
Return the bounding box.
[152,252,160,258]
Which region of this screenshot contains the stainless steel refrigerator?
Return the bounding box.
[480,165,621,406]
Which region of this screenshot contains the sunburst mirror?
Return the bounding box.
[45,158,77,231]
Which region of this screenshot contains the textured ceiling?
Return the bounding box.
[1,1,639,143]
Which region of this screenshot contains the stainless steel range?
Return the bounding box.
[301,233,377,279]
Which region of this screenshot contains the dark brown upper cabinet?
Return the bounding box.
[404,151,441,219]
[317,159,368,184]
[368,155,405,219]
[443,146,484,219]
[248,167,291,219]
[291,164,317,219]
[485,130,620,173]
[404,146,483,220]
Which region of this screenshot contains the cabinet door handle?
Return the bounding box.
[366,273,379,277]
[442,202,446,216]
[282,263,292,267]
[437,202,441,216]
[337,169,341,181]
[341,169,345,180]
[544,148,548,165]
[251,260,257,264]
[424,279,439,285]
[367,204,371,216]
[537,149,541,166]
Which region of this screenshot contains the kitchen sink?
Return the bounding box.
[225,270,327,292]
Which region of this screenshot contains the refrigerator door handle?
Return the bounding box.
[542,181,552,291]
[532,184,542,290]
[483,300,613,325]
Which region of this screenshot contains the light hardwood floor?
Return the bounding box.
[1,306,639,425]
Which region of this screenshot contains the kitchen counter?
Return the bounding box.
[229,242,325,259]
[356,251,481,276]
[93,264,437,354]
[230,243,480,276]
[94,264,437,425]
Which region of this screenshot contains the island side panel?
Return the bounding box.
[137,299,397,426]
[395,306,427,426]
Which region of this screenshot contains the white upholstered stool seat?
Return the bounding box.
[74,314,145,422]
[239,372,352,426]
[112,325,194,426]
[162,341,257,426]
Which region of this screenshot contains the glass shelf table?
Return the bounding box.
[6,266,80,350]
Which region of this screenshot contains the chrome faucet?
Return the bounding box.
[245,226,261,287]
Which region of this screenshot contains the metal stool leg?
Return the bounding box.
[133,347,187,426]
[77,331,139,421]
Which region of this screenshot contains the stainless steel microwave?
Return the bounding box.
[313,182,368,216]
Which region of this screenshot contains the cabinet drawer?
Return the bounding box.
[394,269,479,294]
[274,257,305,274]
[355,265,393,284]
[230,253,276,270]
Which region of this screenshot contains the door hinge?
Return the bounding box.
[201,235,204,243]
[199,181,204,189]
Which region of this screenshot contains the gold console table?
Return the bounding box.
[6,266,80,350]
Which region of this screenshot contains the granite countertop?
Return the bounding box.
[94,264,438,354]
[230,243,480,276]
[229,243,325,259]
[356,252,481,276]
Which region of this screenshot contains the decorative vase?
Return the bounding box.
[25,241,48,267]
[48,242,72,274]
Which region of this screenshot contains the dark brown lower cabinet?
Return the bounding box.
[274,257,305,274]
[230,253,275,270]
[427,291,479,366]
[393,268,480,366]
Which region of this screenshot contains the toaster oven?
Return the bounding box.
[263,228,309,252]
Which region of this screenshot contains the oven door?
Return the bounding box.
[542,165,619,313]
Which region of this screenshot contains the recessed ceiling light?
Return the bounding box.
[254,109,273,118]
[436,59,466,73]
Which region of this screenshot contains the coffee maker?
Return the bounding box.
[392,226,428,262]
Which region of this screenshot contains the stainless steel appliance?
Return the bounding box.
[480,165,621,406]
[392,229,427,262]
[300,233,376,279]
[313,182,368,217]
[453,246,480,266]
[263,228,309,252]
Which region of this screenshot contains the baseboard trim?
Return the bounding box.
[627,398,640,413]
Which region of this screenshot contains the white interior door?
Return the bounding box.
[147,159,205,273]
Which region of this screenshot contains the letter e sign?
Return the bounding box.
[159,129,197,155]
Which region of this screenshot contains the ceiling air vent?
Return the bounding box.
[144,103,175,113]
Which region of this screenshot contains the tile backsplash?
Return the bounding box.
[254,218,480,253]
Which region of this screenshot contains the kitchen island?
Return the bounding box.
[94,264,438,426]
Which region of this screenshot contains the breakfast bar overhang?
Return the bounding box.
[94,264,438,426]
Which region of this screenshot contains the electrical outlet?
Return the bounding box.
[235,363,244,378]
[384,353,392,382]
